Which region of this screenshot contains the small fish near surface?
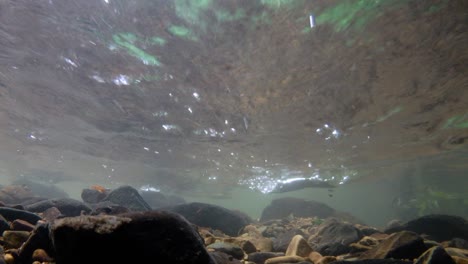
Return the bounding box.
[270,178,337,193]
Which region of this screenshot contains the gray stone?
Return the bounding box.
[102,185,151,211]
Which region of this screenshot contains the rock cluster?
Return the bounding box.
[0,183,466,264]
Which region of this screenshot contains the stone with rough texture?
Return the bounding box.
[0,215,10,234]
[321,242,353,256]
[445,248,468,258]
[384,215,468,242]
[209,251,243,264]
[24,198,91,217]
[164,202,250,236]
[260,198,335,222]
[452,256,468,264]
[3,231,30,249]
[308,251,322,263]
[50,210,215,264]
[247,252,284,264]
[264,255,305,264]
[359,231,428,260]
[415,246,455,264]
[0,207,42,224]
[81,188,106,204]
[207,242,245,260]
[317,256,337,264]
[17,223,53,264]
[88,201,130,215]
[285,235,313,257]
[102,185,151,211]
[273,229,307,252]
[11,219,35,232]
[308,218,362,256]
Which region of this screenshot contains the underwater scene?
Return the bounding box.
[0,0,467,263]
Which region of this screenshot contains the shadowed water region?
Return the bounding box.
[0,0,467,227]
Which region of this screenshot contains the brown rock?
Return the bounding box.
[250,237,274,252]
[309,251,322,263]
[239,240,257,254]
[370,232,390,241]
[40,207,62,222]
[446,248,468,258]
[241,225,262,236]
[205,236,216,245]
[415,246,455,264]
[317,256,337,264]
[285,235,313,257]
[4,253,14,264]
[32,248,53,262]
[359,231,427,260]
[264,255,305,264]
[3,230,30,249]
[10,219,35,232]
[452,256,468,264]
[357,236,379,247]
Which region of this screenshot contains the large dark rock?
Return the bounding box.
[316,241,352,256]
[273,229,307,252]
[102,185,151,211]
[260,197,335,222]
[0,215,9,234]
[24,198,91,217]
[50,210,216,264]
[415,246,456,264]
[247,252,284,264]
[164,202,251,236]
[210,251,243,264]
[384,214,468,242]
[359,231,428,260]
[308,218,363,256]
[207,242,244,260]
[88,201,130,215]
[0,207,43,224]
[81,188,106,204]
[18,223,54,264]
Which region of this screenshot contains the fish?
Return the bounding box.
[270,178,336,193]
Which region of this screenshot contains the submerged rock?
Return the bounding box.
[207,242,245,260]
[359,231,428,260]
[308,218,363,256]
[102,185,151,212]
[260,198,335,222]
[50,210,216,264]
[415,246,456,264]
[0,207,42,224]
[384,215,468,242]
[24,198,91,217]
[81,188,107,204]
[164,202,251,236]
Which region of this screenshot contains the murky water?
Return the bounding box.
[0,0,466,226]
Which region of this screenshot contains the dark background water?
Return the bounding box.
[0,0,466,226]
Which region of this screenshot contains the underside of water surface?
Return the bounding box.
[0,0,466,226]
